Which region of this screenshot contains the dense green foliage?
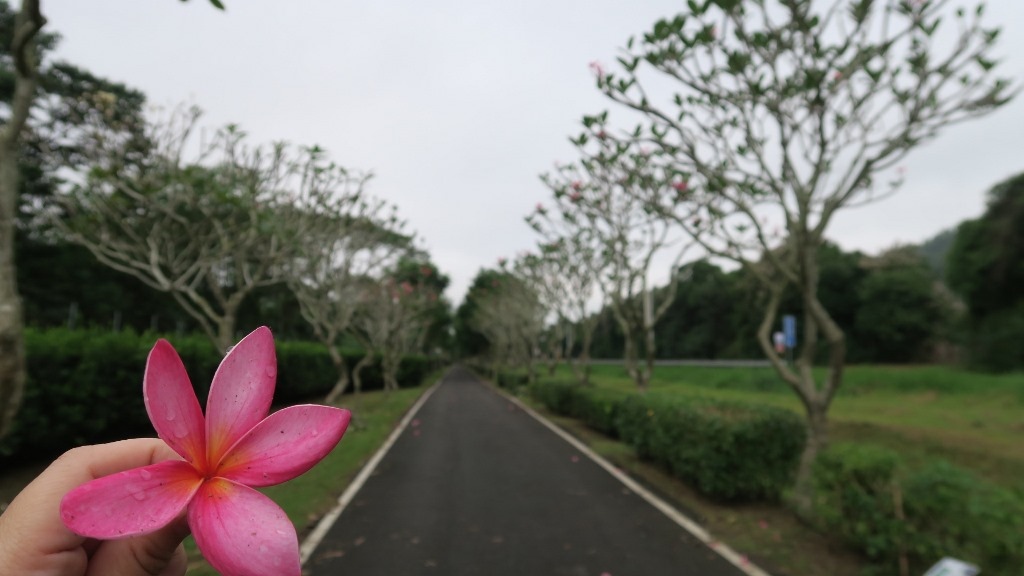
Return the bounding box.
[0,328,434,462]
[918,228,957,279]
[453,268,505,358]
[947,172,1024,371]
[586,243,949,364]
[521,377,806,502]
[815,443,1024,575]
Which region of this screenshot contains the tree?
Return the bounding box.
[655,259,739,359]
[390,255,452,356]
[54,108,330,351]
[468,266,545,383]
[534,130,695,391]
[0,0,226,440]
[351,275,434,393]
[594,0,1015,512]
[453,268,503,360]
[0,0,44,440]
[947,171,1024,371]
[287,185,412,403]
[519,236,602,385]
[855,247,943,362]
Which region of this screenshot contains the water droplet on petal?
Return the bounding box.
[259,544,268,554]
[173,424,189,439]
[265,365,277,379]
[140,469,152,480]
[311,429,320,437]
[164,405,176,421]
[125,483,146,501]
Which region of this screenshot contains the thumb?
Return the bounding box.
[84,516,190,576]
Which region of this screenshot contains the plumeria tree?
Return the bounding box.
[469,265,546,383]
[518,235,603,386]
[286,176,411,403]
[512,252,567,375]
[350,274,435,393]
[534,131,695,391]
[592,0,1016,512]
[53,107,336,352]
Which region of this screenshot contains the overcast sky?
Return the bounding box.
[47,0,1024,303]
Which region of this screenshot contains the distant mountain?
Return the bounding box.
[917,227,958,279]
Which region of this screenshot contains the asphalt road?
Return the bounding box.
[305,367,749,576]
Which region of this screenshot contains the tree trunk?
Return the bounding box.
[215,307,239,353]
[0,148,25,441]
[642,289,656,388]
[573,321,594,387]
[382,354,399,392]
[793,397,829,516]
[324,346,350,404]
[352,352,373,396]
[0,0,44,441]
[621,330,646,391]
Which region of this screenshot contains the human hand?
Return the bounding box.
[0,439,190,576]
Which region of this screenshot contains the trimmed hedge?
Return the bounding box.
[0,328,434,462]
[814,443,1024,575]
[528,379,806,502]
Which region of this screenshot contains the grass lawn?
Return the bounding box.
[510,362,1024,576]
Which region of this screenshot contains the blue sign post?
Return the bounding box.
[782,315,797,348]
[782,314,797,364]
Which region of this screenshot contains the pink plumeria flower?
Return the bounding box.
[60,327,351,576]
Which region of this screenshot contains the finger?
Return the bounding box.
[159,543,189,576]
[1,439,180,558]
[84,517,190,576]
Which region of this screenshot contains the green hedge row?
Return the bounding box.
[0,328,434,462]
[524,378,806,502]
[814,443,1024,575]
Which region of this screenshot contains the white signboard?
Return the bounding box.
[923,557,980,576]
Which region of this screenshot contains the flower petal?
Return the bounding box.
[217,405,351,487]
[60,460,202,539]
[206,326,277,467]
[144,339,207,468]
[188,478,300,576]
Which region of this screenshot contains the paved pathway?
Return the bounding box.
[305,367,749,576]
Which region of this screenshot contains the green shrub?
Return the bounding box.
[814,443,904,563]
[528,380,579,416]
[0,328,432,462]
[570,388,623,437]
[530,381,805,502]
[618,394,805,502]
[903,461,1024,574]
[496,371,529,394]
[814,443,1024,574]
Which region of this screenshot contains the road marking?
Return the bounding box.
[497,383,772,576]
[299,377,443,565]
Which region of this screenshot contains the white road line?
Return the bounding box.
[299,377,443,565]
[496,384,772,576]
